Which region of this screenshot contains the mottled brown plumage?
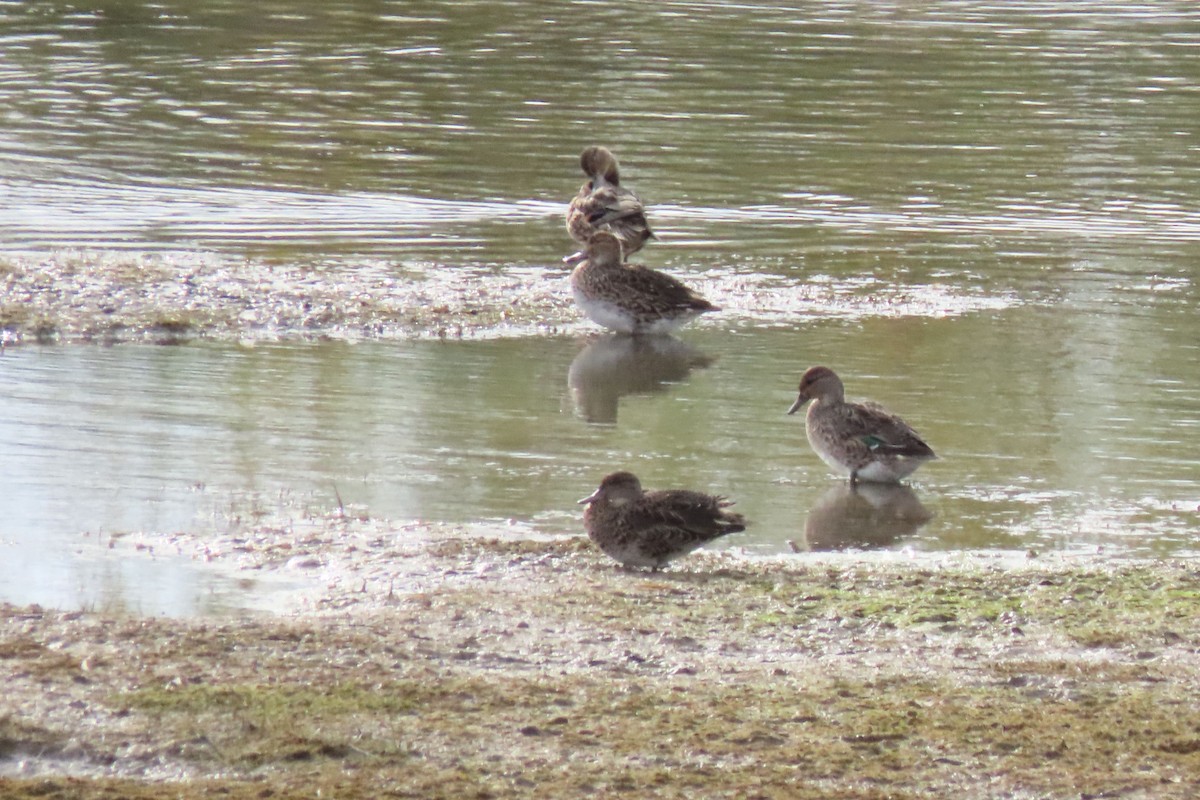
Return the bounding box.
[788,366,936,484]
[571,232,717,335]
[578,471,747,571]
[564,145,654,264]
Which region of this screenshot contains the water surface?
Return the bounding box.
[3,295,1197,611]
[1,1,1198,614]
[4,1,1200,258]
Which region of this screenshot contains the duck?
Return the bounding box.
[787,365,937,484]
[578,471,747,571]
[570,231,717,335]
[564,145,654,264]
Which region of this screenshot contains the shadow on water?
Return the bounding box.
[568,334,715,425]
[801,483,933,552]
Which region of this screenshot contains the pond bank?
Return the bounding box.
[2,518,1199,799]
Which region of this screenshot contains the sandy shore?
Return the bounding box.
[0,250,578,345]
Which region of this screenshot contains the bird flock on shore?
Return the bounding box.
[565,146,936,571]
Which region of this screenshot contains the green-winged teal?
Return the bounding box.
[565,145,654,264]
[570,232,717,335]
[788,365,936,484]
[578,471,746,571]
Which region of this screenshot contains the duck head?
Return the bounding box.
[578,470,643,507]
[787,365,845,415]
[580,145,621,186]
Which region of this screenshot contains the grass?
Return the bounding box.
[2,544,1200,798]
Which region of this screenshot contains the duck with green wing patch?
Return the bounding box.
[788,365,936,484]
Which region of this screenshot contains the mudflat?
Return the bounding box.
[2,512,1199,799]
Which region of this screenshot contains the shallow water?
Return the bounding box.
[3,301,1198,612]
[1,1,1199,613]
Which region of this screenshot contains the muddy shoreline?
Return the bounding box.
[0,250,578,346]
[3,510,1200,799]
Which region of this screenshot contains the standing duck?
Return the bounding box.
[787,366,937,484]
[570,232,717,335]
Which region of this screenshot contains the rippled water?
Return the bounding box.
[5,1,1200,257]
[1,1,1198,614]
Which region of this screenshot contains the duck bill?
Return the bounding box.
[786,396,808,415]
[577,489,601,505]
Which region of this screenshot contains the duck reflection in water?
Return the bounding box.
[801,482,933,551]
[568,334,714,424]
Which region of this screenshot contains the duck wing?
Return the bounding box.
[567,183,653,254]
[619,264,718,314]
[631,490,747,540]
[584,185,649,227]
[846,401,936,459]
